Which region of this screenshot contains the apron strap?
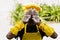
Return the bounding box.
[24,24,27,34]
[36,25,40,32]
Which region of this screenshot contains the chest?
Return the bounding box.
[26,25,38,33]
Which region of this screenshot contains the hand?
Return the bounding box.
[32,16,40,24]
[23,15,31,23]
[6,32,15,39]
[50,32,58,39]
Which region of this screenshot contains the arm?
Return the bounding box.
[39,22,58,39]
[6,21,24,39]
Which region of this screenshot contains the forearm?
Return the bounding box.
[6,21,24,39]
[39,22,57,37]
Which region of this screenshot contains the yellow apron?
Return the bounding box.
[22,24,42,40]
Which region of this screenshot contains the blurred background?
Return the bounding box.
[0,0,60,40]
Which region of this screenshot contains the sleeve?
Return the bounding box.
[10,21,24,36]
[39,22,55,37]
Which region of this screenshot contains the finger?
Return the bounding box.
[32,18,40,23]
[23,15,31,23]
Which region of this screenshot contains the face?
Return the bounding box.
[23,9,40,25]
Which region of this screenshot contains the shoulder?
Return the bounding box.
[16,20,24,25]
[14,20,25,27]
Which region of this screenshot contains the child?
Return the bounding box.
[6,4,58,40]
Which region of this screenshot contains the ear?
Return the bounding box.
[50,32,58,39]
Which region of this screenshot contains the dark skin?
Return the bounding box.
[6,9,58,39]
[6,32,15,39]
[51,32,58,39]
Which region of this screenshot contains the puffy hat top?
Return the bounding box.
[23,4,42,12]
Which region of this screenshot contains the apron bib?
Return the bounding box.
[22,24,42,40]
